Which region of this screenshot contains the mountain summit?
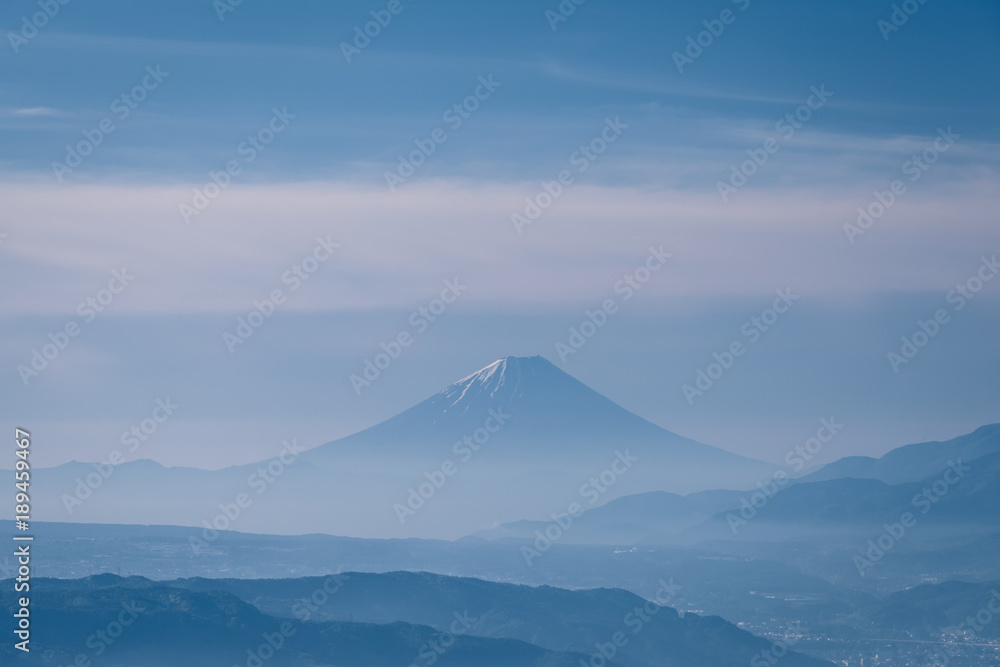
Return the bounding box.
[438,355,665,427]
[447,355,590,395]
[339,355,674,447]
[443,355,571,407]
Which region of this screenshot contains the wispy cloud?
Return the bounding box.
[534,60,807,106]
[0,174,996,316]
[37,31,333,59]
[1,106,63,118]
[11,107,61,117]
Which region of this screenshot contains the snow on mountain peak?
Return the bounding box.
[443,356,559,408]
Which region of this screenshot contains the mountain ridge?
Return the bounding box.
[801,423,1000,485]
[307,355,763,466]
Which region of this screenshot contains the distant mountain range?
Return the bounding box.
[18,355,775,539]
[476,488,744,543]
[799,423,1000,485]
[678,450,1000,544]
[853,579,1000,639]
[9,354,1000,543]
[10,518,1000,661]
[0,573,832,667]
[479,425,1000,546]
[0,575,617,667]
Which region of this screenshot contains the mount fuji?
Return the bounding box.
[24,356,773,539]
[292,355,773,535]
[310,355,759,459]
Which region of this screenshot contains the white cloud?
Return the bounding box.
[0,107,63,119]
[0,174,996,316]
[11,107,61,117]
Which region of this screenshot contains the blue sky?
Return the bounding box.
[3,0,998,182]
[1,0,998,469]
